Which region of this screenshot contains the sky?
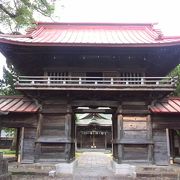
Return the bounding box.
[57,0,180,35]
[1,0,180,78]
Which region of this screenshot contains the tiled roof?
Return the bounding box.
[0,96,39,113]
[0,95,180,114]
[0,22,180,47]
[150,97,180,114]
[76,113,112,126]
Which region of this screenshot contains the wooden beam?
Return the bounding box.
[15,86,175,92]
[71,100,119,107]
[121,110,150,115]
[74,108,114,114]
[0,114,38,128]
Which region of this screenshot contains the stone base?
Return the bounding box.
[0,173,12,180]
[0,153,12,180]
[55,160,77,175]
[112,161,136,177]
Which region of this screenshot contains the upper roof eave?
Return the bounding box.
[1,38,180,48]
[1,22,180,48]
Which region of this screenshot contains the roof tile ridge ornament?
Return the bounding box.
[28,26,45,39]
[146,22,165,41]
[154,32,164,40]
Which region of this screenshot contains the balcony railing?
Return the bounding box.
[15,76,178,91]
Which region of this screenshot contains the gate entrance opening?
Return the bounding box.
[75,108,112,151]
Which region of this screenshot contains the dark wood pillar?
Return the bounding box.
[112,105,123,163]
[15,128,20,161]
[113,100,154,164]
[169,129,175,162]
[147,115,153,163]
[65,108,75,162]
[35,113,42,161]
[105,133,107,149]
[34,98,76,163]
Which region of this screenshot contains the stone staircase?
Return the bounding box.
[7,153,180,179]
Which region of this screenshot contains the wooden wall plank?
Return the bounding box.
[153,129,168,165]
[21,127,36,163]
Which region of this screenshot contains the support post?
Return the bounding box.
[147,115,153,163]
[112,104,123,163]
[80,133,83,148]
[105,132,107,149]
[15,128,20,162]
[166,128,171,164]
[169,129,174,164]
[35,113,42,161]
[117,114,123,163]
[20,127,24,162]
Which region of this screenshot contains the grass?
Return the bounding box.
[0,149,16,155]
[75,152,82,158]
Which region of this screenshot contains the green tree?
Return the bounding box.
[0,0,55,33]
[169,64,180,96]
[0,0,57,151]
[0,64,19,150]
[0,65,19,95]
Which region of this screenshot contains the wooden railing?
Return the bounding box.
[15,76,178,91]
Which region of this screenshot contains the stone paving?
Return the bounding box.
[73,152,114,179]
[8,152,180,179]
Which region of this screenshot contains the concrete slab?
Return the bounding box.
[55,160,77,174]
[112,162,136,178]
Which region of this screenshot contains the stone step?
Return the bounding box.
[136,172,179,179]
[74,168,113,176]
[136,165,180,173]
[9,163,56,172]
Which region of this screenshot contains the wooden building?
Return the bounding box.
[76,113,112,149]
[0,22,180,165]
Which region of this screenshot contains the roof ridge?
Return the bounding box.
[37,21,156,27]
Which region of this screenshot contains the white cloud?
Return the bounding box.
[58,0,180,35]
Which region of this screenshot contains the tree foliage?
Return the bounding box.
[169,64,180,96]
[0,0,55,32]
[0,65,19,95]
[2,127,15,137]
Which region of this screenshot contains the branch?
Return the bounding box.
[34,0,53,17]
[21,0,50,17]
[0,4,17,18]
[13,0,18,10]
